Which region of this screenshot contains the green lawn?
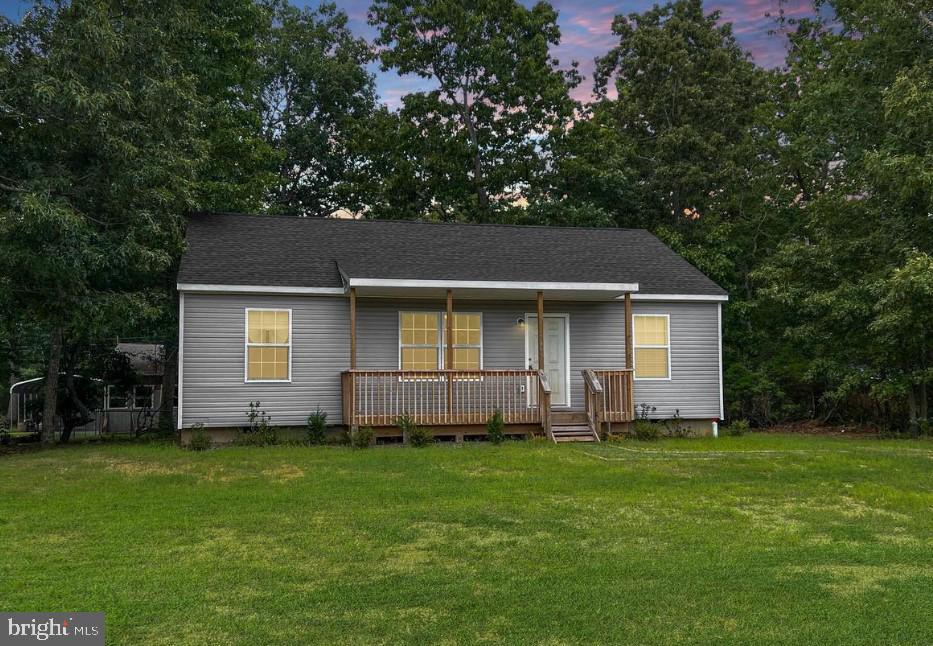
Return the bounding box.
[1,435,932,645]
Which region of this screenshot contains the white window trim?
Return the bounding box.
[397,311,484,372]
[244,307,293,383]
[133,385,156,410]
[632,313,672,381]
[443,311,484,371]
[106,385,128,410]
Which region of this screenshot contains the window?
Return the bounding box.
[399,312,483,370]
[107,386,128,409]
[246,309,291,381]
[446,313,482,369]
[134,386,154,409]
[633,314,670,379]
[400,312,440,370]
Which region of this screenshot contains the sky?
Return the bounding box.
[0,0,823,107]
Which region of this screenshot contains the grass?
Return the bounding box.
[1,434,932,644]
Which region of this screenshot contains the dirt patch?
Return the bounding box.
[90,456,192,478]
[784,564,933,597]
[261,463,305,483]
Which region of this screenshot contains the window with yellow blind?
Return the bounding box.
[399,312,483,370]
[446,312,482,370]
[245,309,291,381]
[399,312,440,370]
[633,314,670,380]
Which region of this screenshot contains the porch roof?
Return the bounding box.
[178,212,727,299]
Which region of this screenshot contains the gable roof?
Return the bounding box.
[177,212,726,297]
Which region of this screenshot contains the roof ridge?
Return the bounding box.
[189,211,652,234]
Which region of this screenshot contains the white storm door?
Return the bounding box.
[526,314,569,407]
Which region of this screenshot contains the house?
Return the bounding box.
[176,212,727,443]
[6,343,174,438]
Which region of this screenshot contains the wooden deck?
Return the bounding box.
[342,368,633,439]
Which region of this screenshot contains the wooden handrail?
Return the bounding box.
[341,369,546,428]
[582,369,603,439]
[538,370,552,440]
[592,369,635,426]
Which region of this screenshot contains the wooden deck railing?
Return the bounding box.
[582,369,635,434]
[341,369,550,428]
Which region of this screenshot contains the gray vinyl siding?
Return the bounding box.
[181,294,349,428]
[180,294,721,428]
[631,302,721,419]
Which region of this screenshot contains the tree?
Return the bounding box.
[586,0,766,232]
[368,0,580,220]
[259,1,376,216]
[0,1,272,440]
[757,0,933,431]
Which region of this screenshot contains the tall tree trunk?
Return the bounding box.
[920,382,928,429]
[41,326,62,444]
[60,372,93,444]
[158,275,179,437]
[907,386,919,436]
[459,87,489,215]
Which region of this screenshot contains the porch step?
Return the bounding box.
[550,424,599,443]
[551,411,588,425]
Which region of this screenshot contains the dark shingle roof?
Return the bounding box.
[177,212,726,296]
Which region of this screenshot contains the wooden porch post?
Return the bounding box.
[624,292,635,422]
[446,289,454,421]
[446,290,454,369]
[536,291,545,372]
[624,292,633,370]
[349,287,357,369]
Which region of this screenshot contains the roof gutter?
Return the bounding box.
[345,278,640,292]
[628,293,728,302]
[176,283,346,295]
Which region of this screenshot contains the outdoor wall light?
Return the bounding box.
[516,316,525,326]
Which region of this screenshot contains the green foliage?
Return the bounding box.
[631,420,660,442]
[368,0,580,220]
[351,426,375,449]
[662,410,692,438]
[306,407,328,445]
[240,401,278,446]
[188,424,212,451]
[486,409,506,445]
[725,419,749,437]
[397,415,432,447]
[259,1,376,216]
[754,0,933,432]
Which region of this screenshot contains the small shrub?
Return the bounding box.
[486,409,505,445]
[238,401,278,446]
[918,419,931,437]
[725,419,749,436]
[663,409,693,438]
[306,407,327,445]
[188,424,211,451]
[352,426,374,449]
[397,415,433,447]
[631,419,660,441]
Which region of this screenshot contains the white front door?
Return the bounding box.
[526,314,569,407]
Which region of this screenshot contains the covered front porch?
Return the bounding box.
[340,284,637,442]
